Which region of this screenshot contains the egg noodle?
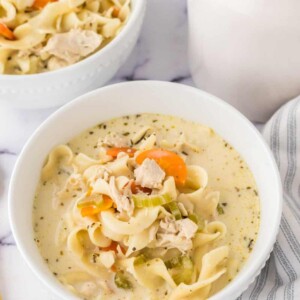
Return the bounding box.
[0,0,130,74]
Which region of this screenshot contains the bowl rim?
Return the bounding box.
[0,0,145,80]
[8,80,283,300]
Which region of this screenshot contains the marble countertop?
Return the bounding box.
[0,1,192,299]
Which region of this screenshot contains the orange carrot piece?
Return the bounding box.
[106,147,136,158]
[136,149,187,186]
[32,0,57,9]
[130,182,152,195]
[102,241,125,254]
[81,195,113,217]
[102,241,119,252]
[0,23,15,40]
[110,265,117,272]
[112,7,120,18]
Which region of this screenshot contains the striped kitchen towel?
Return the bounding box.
[238,97,300,299]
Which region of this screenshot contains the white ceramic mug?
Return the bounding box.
[188,0,300,122]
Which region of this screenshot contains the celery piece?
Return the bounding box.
[165,256,181,269]
[172,256,194,285]
[188,213,199,224]
[134,254,147,266]
[165,256,194,285]
[165,202,182,220]
[188,213,204,231]
[114,271,132,289]
[132,193,172,208]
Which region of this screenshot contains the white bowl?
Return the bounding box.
[9,81,282,300]
[0,0,146,110]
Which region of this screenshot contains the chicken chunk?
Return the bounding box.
[134,158,165,189]
[177,218,199,239]
[47,57,69,71]
[155,217,198,253]
[109,176,134,216]
[42,29,102,65]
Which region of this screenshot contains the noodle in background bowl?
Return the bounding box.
[0,0,146,109]
[9,81,282,300]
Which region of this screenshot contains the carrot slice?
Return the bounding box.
[136,149,187,186]
[81,195,113,217]
[110,265,117,273]
[102,241,125,254]
[0,23,15,40]
[106,147,136,158]
[81,206,99,217]
[112,7,120,18]
[32,0,57,9]
[130,182,152,195]
[102,241,119,252]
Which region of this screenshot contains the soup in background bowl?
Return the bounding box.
[0,0,145,109]
[9,81,282,300]
[0,0,131,75]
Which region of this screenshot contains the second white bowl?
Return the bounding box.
[0,0,146,109]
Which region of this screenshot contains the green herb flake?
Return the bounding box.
[217,204,225,215]
[114,271,132,290]
[134,254,147,266]
[248,239,254,251]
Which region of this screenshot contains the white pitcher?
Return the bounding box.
[188,0,300,122]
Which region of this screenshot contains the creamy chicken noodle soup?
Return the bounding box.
[33,114,260,300]
[0,0,130,74]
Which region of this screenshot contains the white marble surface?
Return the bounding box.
[0,1,193,299]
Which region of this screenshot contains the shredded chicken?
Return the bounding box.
[109,176,134,216]
[47,57,69,71]
[134,158,165,189]
[155,217,198,253]
[42,29,102,65]
[83,165,111,185]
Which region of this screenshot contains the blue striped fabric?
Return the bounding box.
[239,98,300,299]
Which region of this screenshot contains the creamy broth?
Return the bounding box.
[33,113,260,299]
